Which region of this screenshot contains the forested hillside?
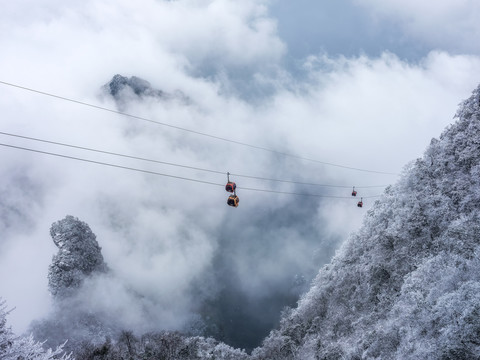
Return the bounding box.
[252,85,480,359]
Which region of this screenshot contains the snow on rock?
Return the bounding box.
[48,215,107,298]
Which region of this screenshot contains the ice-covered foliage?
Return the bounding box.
[0,299,72,359]
[48,215,107,298]
[70,330,248,360]
[252,85,480,359]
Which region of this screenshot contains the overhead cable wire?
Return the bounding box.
[229,172,388,189]
[236,185,381,198]
[0,80,398,176]
[0,131,388,189]
[0,142,223,187]
[0,131,225,176]
[0,142,382,199]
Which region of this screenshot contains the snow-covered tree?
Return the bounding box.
[69,331,249,360]
[48,215,107,298]
[0,299,72,359]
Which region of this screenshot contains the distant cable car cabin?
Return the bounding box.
[352,186,357,197]
[227,194,240,207]
[225,172,236,193]
[357,198,363,208]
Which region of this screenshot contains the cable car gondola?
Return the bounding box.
[357,197,363,208]
[225,172,236,193]
[226,182,236,192]
[352,186,357,197]
[227,194,239,207]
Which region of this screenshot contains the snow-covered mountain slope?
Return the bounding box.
[252,85,480,359]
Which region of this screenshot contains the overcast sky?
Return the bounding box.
[1,0,480,343]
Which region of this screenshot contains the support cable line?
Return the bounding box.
[0,80,398,176]
[0,142,223,187]
[230,172,387,189]
[0,142,382,199]
[0,131,389,189]
[0,131,225,176]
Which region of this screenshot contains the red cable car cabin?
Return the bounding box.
[225,181,236,193]
[352,188,357,197]
[227,195,239,207]
[357,198,363,208]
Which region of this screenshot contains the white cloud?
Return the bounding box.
[272,51,480,174]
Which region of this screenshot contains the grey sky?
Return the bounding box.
[0,0,480,350]
[271,0,424,61]
[271,0,480,61]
